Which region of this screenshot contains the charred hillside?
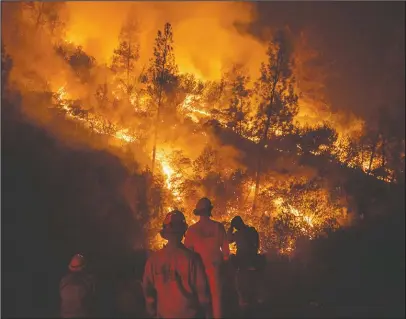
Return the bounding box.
[213,121,397,221]
[2,97,149,317]
[2,93,404,318]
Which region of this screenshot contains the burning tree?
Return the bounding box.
[331,104,405,184]
[111,17,141,102]
[251,30,299,214]
[22,1,66,36]
[146,22,178,175]
[212,64,252,137]
[298,123,338,156]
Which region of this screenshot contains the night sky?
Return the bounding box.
[250,1,405,132]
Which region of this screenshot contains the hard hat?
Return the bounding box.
[193,197,213,216]
[160,210,188,239]
[69,253,86,272]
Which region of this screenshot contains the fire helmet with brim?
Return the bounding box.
[160,210,188,239]
[193,197,213,216]
[69,253,86,272]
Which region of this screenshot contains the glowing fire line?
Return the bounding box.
[55,86,137,143]
[53,84,386,254]
[181,94,210,123]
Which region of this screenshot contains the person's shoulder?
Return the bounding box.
[188,222,199,229]
[145,249,164,264]
[213,219,226,229]
[181,245,204,263]
[186,222,199,234]
[179,243,193,253]
[60,272,73,285]
[180,244,197,256]
[60,272,89,288]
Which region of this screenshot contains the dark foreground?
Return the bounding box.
[2,99,405,318]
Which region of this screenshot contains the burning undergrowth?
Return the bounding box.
[2,2,404,255]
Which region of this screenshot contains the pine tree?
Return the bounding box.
[252,30,299,214]
[225,64,251,136]
[111,18,140,99]
[147,22,178,174]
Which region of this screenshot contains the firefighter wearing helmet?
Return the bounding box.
[184,198,230,319]
[59,253,97,318]
[227,215,266,316]
[142,210,211,319]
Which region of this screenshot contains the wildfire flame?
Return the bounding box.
[53,82,364,255]
[1,1,401,260]
[115,129,136,143]
[156,149,182,202]
[180,94,211,123]
[54,86,138,144]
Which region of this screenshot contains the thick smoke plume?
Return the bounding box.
[65,2,267,80]
[64,2,363,133]
[2,1,365,142]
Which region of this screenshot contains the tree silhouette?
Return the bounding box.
[299,124,338,156]
[147,22,178,174]
[111,18,140,100]
[252,30,299,214]
[203,76,227,120]
[216,64,251,136]
[23,2,66,36]
[69,46,96,84]
[363,105,405,182]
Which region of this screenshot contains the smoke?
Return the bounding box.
[65,2,267,80]
[2,2,260,163]
[290,30,365,135]
[64,2,363,135]
[2,6,63,90]
[2,1,367,143]
[63,2,258,169]
[2,0,375,184]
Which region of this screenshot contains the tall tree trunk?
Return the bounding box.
[151,43,168,176]
[367,132,380,174]
[252,72,280,214]
[252,115,271,214]
[251,48,283,214]
[238,99,244,137]
[252,155,262,214]
[151,90,162,176]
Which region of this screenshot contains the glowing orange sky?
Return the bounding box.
[65,2,268,80]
